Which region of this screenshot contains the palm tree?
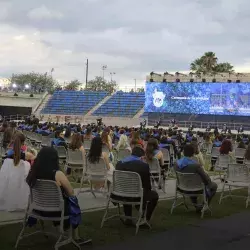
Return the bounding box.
[201,52,217,73]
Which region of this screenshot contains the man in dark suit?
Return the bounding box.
[115,147,159,225]
[174,144,217,212]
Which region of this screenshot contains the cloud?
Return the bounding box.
[28,5,64,21]
[0,0,250,88]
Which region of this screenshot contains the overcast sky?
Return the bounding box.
[0,0,250,89]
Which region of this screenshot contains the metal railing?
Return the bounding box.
[3,114,29,122]
[148,119,250,131]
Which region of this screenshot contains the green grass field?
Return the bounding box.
[0,189,249,250]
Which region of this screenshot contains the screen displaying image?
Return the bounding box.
[145,82,250,116]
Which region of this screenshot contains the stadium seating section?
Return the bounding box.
[41,91,108,115]
[93,91,145,117]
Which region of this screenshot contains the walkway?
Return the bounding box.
[0,176,223,226]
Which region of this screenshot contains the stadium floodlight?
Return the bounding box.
[25,84,30,89]
[12,83,17,88]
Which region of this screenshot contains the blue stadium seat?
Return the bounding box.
[93,91,145,118]
[41,91,108,115]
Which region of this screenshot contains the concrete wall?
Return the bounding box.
[0,92,42,110]
[146,72,250,82]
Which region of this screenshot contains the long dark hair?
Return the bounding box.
[26,147,59,187]
[13,132,25,166]
[146,138,158,160]
[69,133,82,150]
[220,140,232,155]
[64,127,71,138]
[88,137,102,163]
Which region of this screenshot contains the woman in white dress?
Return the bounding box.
[87,137,114,184]
[0,133,31,211]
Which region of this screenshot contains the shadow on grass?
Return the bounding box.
[0,189,249,250]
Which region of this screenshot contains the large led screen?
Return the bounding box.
[145,82,250,116]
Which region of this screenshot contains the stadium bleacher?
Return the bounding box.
[41,91,108,115]
[93,91,144,117]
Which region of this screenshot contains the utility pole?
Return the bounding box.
[85,58,89,89]
[134,79,137,92]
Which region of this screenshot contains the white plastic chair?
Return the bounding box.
[41,136,52,147]
[148,157,166,193]
[219,164,250,207]
[235,148,246,163]
[66,149,86,189]
[83,140,92,151]
[15,180,81,250]
[54,146,67,161]
[171,171,211,218]
[116,149,131,162]
[161,148,170,166]
[214,155,231,179]
[81,158,108,197]
[101,170,150,235]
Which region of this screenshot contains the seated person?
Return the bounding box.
[175,144,217,212]
[116,134,131,152]
[115,147,159,226]
[145,138,164,167]
[88,137,114,183]
[6,132,36,163]
[0,135,31,211]
[51,130,68,148]
[26,147,91,244]
[69,133,86,158]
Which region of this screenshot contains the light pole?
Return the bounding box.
[85,58,89,89]
[110,72,116,82]
[102,65,107,81]
[134,79,137,92]
[51,68,54,78]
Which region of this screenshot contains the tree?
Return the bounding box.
[137,87,145,93]
[64,79,82,90]
[10,72,58,93]
[214,62,234,73]
[190,52,234,76]
[85,76,118,94]
[190,52,218,74]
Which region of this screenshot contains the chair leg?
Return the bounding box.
[228,185,233,199]
[171,191,178,214]
[183,196,189,210]
[135,202,144,235]
[90,181,96,198]
[101,198,110,228]
[219,182,226,204]
[246,188,250,208]
[15,213,28,248]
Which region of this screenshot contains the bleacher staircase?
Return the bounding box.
[34,93,51,116]
[85,92,116,116]
[133,107,145,118]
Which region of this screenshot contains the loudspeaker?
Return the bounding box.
[150,78,154,82]
[227,79,232,83]
[163,79,166,82]
[190,79,194,82]
[212,78,216,83]
[176,79,180,82]
[236,80,240,83]
[202,78,206,82]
